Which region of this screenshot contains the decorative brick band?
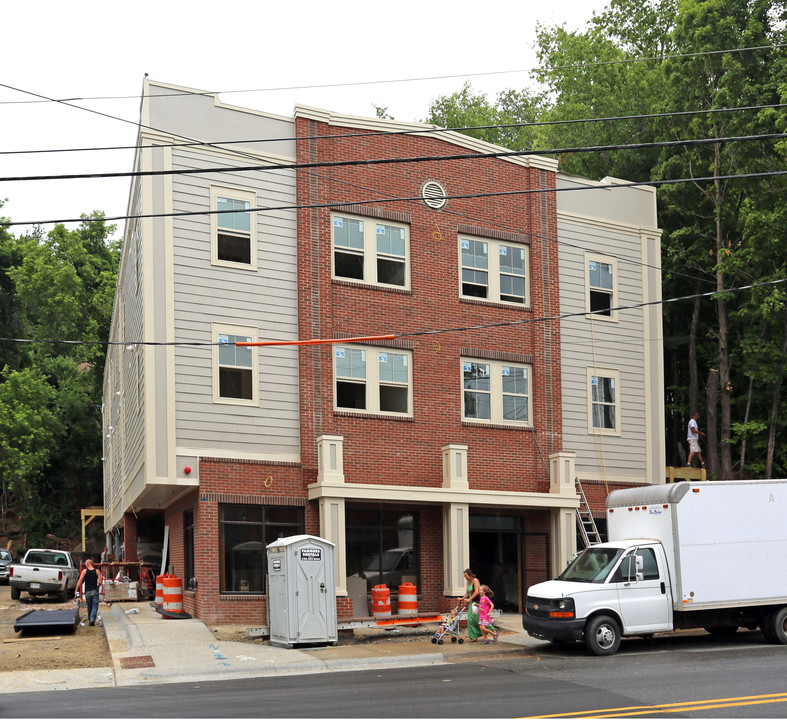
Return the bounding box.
[461,421,531,432]
[459,297,531,312]
[336,204,411,224]
[218,594,266,601]
[334,411,415,422]
[200,457,301,468]
[331,278,412,296]
[461,348,534,364]
[457,223,531,245]
[332,332,415,350]
[200,493,307,506]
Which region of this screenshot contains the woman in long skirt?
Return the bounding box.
[460,568,482,641]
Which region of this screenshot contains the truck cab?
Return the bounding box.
[523,540,673,655]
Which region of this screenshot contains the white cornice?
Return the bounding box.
[294,105,559,173]
[138,129,295,165]
[557,211,662,237]
[307,481,579,509]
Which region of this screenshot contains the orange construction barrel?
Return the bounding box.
[155,573,168,607]
[397,582,418,616]
[371,584,391,619]
[162,575,184,617]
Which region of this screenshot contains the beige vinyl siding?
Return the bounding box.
[169,148,300,456]
[558,212,650,482]
[104,174,147,521]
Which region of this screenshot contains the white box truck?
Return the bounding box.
[522,480,787,655]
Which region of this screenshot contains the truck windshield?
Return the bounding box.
[558,547,624,583]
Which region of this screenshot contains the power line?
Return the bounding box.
[4,169,786,229]
[3,103,784,157]
[1,43,783,106]
[1,278,783,349]
[3,131,784,184]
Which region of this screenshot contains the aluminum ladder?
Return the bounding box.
[575,476,602,547]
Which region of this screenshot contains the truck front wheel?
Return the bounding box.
[584,615,621,656]
[765,607,787,645]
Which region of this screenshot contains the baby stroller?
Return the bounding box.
[431,603,465,645]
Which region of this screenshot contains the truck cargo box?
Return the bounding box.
[606,480,787,611]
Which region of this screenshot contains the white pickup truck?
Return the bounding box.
[9,549,79,602]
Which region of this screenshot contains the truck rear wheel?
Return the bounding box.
[10,586,20,600]
[584,615,621,656]
[765,607,787,644]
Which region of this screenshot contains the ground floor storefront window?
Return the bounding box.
[219,504,304,593]
[345,508,419,592]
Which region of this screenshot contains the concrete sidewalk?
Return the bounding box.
[3,602,544,693]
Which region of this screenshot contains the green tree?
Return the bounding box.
[655,0,783,478]
[0,211,119,542]
[0,365,61,534]
[424,82,543,150]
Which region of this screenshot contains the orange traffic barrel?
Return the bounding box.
[162,575,184,617]
[155,573,168,607]
[397,582,418,616]
[371,584,391,619]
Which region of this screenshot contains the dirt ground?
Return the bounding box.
[0,583,112,672]
[0,583,277,673]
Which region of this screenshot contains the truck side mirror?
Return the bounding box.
[636,555,644,582]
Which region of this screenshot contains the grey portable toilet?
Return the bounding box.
[266,535,337,648]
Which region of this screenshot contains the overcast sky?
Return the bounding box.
[1,0,610,239]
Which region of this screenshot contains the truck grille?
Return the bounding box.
[526,595,551,619]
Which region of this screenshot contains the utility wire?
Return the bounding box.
[4,169,786,228]
[1,43,783,106]
[1,278,783,349]
[3,103,785,157]
[3,132,784,184]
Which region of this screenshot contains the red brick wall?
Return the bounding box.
[153,120,566,626]
[295,117,562,496]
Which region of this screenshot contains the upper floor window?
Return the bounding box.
[586,254,617,320]
[213,325,258,405]
[462,358,531,425]
[211,187,257,270]
[334,345,412,416]
[332,214,409,289]
[588,368,620,435]
[460,236,529,305]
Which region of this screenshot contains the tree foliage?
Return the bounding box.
[0,208,119,543]
[422,0,787,478]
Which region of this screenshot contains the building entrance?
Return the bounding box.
[469,515,551,613]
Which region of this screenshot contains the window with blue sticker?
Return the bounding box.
[460,236,528,305]
[335,346,411,415]
[332,213,409,288]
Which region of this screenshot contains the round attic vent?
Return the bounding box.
[421,181,447,209]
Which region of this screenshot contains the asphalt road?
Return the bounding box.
[5,629,787,718]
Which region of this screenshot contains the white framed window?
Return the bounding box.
[332,213,410,289]
[462,358,531,425]
[334,345,412,415]
[587,367,621,435]
[213,324,258,405]
[210,187,257,270]
[459,236,529,305]
[585,253,617,320]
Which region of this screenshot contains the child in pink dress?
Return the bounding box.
[478,585,498,644]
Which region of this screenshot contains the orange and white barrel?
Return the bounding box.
[162,575,184,617]
[371,584,391,619]
[397,582,418,616]
[155,573,168,607]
